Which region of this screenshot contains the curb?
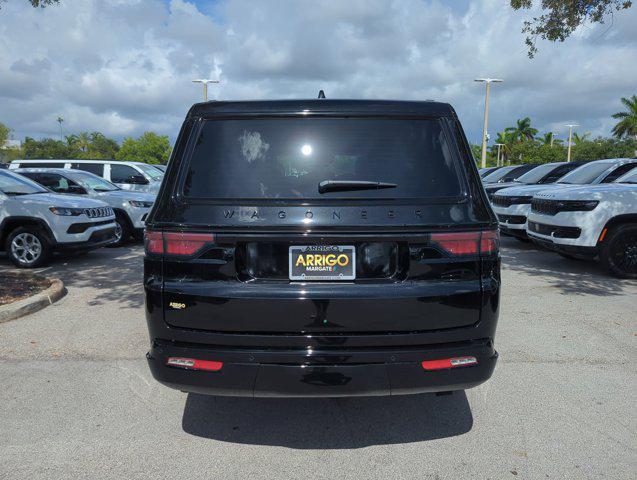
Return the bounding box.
[0,277,66,324]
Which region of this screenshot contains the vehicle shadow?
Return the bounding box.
[500,237,635,296]
[0,243,144,308]
[182,391,473,448]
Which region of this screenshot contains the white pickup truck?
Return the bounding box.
[526,168,637,278]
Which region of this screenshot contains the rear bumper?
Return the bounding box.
[147,339,498,397]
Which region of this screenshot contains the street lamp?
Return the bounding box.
[192,79,219,102]
[56,116,64,141]
[565,124,579,162]
[475,78,503,169]
[495,143,505,166]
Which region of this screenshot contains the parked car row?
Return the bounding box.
[0,161,163,267]
[483,158,637,278]
[9,159,164,194]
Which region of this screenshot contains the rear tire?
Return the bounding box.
[109,212,132,247]
[5,226,52,268]
[600,224,637,279]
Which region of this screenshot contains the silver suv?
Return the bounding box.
[0,170,116,268]
[16,168,154,246]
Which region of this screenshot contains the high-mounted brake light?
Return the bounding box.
[421,356,478,371]
[166,357,223,372]
[430,230,499,256]
[144,231,215,256]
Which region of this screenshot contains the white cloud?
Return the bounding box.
[0,0,635,144]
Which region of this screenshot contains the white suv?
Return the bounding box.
[526,168,637,278]
[492,158,637,240]
[16,168,154,246]
[0,170,116,268]
[9,159,163,194]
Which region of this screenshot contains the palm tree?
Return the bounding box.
[572,132,590,146]
[505,117,538,142]
[540,132,563,147]
[491,131,514,165]
[541,132,554,145]
[611,95,637,140]
[65,134,78,147]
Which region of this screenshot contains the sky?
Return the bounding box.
[0,0,635,146]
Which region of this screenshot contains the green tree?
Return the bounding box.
[612,95,637,140]
[0,122,10,146]
[505,117,538,143]
[22,137,70,159]
[540,132,563,146]
[115,132,171,165]
[508,141,567,164]
[510,1,633,58]
[490,131,516,165]
[571,137,637,161]
[0,0,59,8]
[65,131,119,159]
[86,132,119,158]
[572,132,591,145]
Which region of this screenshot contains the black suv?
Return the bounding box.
[144,99,500,397]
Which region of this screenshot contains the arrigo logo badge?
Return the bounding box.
[295,252,350,272]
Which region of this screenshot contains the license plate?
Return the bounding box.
[289,245,356,281]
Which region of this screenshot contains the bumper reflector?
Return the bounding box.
[421,356,478,371]
[166,357,223,372]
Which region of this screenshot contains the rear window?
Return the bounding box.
[18,162,66,168]
[71,162,104,176]
[183,117,463,199]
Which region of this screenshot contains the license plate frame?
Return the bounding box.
[289,245,356,281]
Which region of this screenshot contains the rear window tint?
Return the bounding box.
[183,118,463,199]
[17,162,65,168]
[71,163,104,176]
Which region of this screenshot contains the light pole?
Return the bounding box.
[56,116,64,141]
[475,78,503,169]
[495,143,504,166]
[192,79,219,102]
[565,124,579,162]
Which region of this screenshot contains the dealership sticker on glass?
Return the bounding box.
[289,245,356,281]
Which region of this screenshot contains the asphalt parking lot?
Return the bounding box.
[0,238,635,479]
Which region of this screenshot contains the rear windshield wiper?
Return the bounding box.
[318,180,398,194]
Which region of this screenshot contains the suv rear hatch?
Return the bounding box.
[149,114,497,335]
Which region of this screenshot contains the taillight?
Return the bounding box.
[480,230,499,255]
[144,230,215,256]
[430,229,499,256]
[144,231,164,254]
